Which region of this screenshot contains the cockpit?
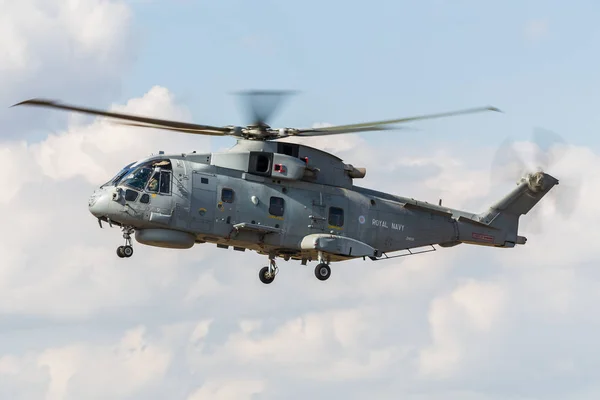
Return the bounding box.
[101,159,173,195]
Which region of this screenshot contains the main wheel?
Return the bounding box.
[315,263,331,281]
[259,266,275,284]
[122,245,133,258]
[116,246,125,258]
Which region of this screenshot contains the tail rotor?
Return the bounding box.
[490,127,582,232]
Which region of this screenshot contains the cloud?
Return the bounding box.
[2,5,600,395]
[3,85,600,398]
[0,326,172,400]
[187,379,266,400]
[0,0,134,137]
[0,85,214,319]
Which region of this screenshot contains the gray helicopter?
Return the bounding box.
[14,92,560,284]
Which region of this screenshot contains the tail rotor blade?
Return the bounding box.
[531,126,568,172]
[490,138,527,184]
[551,178,582,219]
[488,126,580,234]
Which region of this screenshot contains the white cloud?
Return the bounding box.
[188,379,266,400]
[0,85,213,318]
[418,280,508,378]
[0,0,134,136]
[0,326,171,400]
[3,91,600,397]
[1,5,600,394]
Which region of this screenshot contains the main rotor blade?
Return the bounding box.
[109,121,230,136]
[294,105,502,136]
[293,125,399,137]
[12,98,232,135]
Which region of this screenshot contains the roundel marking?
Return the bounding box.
[358,215,366,224]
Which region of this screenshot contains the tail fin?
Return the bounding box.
[456,172,559,248]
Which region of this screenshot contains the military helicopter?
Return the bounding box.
[13,92,560,284]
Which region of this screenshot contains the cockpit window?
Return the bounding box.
[121,167,153,191]
[101,161,135,188]
[109,159,172,191]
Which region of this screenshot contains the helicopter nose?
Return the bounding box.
[88,189,111,218]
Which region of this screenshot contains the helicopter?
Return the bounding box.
[13,92,560,284]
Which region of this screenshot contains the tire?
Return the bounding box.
[123,245,133,258]
[259,266,275,284]
[315,263,331,281]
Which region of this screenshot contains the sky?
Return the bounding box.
[1,0,600,399]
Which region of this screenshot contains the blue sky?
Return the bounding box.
[115,0,600,152]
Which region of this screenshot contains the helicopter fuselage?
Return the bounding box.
[88,139,546,266]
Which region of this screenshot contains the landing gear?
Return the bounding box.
[256,252,331,284]
[117,245,133,258]
[117,226,134,258]
[314,251,331,281]
[258,257,278,284]
[314,263,331,281]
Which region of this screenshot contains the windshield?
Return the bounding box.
[101,161,136,188]
[120,166,154,191]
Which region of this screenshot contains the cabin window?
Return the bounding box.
[140,194,150,204]
[328,207,344,227]
[124,189,138,202]
[269,196,285,217]
[222,188,234,203]
[147,170,172,194]
[201,177,209,184]
[159,171,171,194]
[147,171,159,192]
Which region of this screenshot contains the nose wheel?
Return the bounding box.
[116,226,134,258]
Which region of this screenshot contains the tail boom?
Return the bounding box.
[454,172,559,248]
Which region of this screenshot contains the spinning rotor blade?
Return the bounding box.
[12,99,233,136]
[490,138,528,184]
[106,121,228,136]
[531,126,568,172]
[13,95,502,141]
[292,105,502,136]
[236,90,297,127]
[490,127,582,232]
